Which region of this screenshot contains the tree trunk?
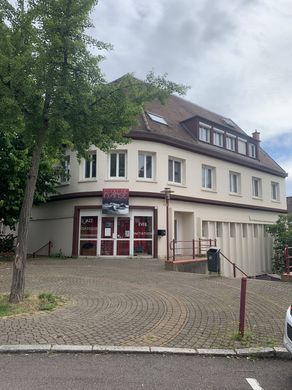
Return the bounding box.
[9,129,47,303]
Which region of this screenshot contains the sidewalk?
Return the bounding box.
[0,257,291,351]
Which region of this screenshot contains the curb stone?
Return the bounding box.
[150,347,197,354]
[0,345,291,359]
[51,345,92,352]
[197,349,236,356]
[93,346,150,353]
[235,347,274,357]
[0,345,51,353]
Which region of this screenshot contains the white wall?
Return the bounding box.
[58,140,287,211]
[29,195,278,277]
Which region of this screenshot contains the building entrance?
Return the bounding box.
[79,210,153,257]
[100,216,130,256]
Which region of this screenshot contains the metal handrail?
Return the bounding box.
[33,241,53,258]
[170,238,217,261]
[219,251,249,278]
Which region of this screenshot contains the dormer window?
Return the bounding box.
[147,112,168,125]
[213,129,224,147]
[226,134,236,151]
[238,138,247,155]
[248,143,256,158]
[199,123,211,143]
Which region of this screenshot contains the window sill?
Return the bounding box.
[136,179,157,183]
[213,144,223,148]
[105,178,129,182]
[229,192,242,197]
[271,199,280,203]
[201,188,217,193]
[78,179,98,183]
[252,196,263,201]
[167,182,187,188]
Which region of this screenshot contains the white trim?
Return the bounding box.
[199,122,211,128]
[213,128,224,134]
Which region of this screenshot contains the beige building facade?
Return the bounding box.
[28,96,287,277]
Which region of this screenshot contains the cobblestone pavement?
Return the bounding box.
[0,258,292,348]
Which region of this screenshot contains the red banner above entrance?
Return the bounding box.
[102,188,129,215]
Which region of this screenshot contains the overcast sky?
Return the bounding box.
[90,0,292,196]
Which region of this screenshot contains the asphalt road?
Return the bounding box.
[0,353,291,390]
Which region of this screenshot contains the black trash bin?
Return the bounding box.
[207,247,220,273]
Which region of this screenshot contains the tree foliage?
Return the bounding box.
[0,0,187,302]
[266,215,292,273]
[0,130,60,229]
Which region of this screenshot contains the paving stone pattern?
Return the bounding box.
[0,258,291,348]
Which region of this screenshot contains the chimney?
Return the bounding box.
[252,130,260,141]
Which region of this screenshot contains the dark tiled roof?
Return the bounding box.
[128,94,287,178]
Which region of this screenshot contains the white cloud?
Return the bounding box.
[91,0,292,140]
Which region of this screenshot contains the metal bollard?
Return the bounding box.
[239,277,247,337]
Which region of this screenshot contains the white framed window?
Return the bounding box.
[83,151,97,179]
[138,152,154,180]
[213,129,224,147]
[60,155,70,183]
[252,177,262,198]
[109,151,127,179]
[226,134,236,151]
[202,165,216,190]
[248,143,256,158]
[238,138,247,155]
[271,182,280,201]
[229,171,241,194]
[168,157,183,184]
[199,123,211,143]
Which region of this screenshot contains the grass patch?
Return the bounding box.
[232,330,254,346]
[38,293,62,311]
[0,293,64,317]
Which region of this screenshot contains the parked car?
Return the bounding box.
[284,305,292,353]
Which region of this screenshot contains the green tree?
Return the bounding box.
[266,215,292,273]
[0,130,60,229]
[0,0,187,302]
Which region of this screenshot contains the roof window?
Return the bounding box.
[147,112,168,125]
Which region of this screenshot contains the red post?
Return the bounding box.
[239,277,247,337]
[172,239,176,262]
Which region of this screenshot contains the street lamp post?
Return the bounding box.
[160,187,174,261]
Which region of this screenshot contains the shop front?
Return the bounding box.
[77,209,154,257]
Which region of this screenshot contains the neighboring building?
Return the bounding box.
[28,94,287,277]
[287,197,292,215]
